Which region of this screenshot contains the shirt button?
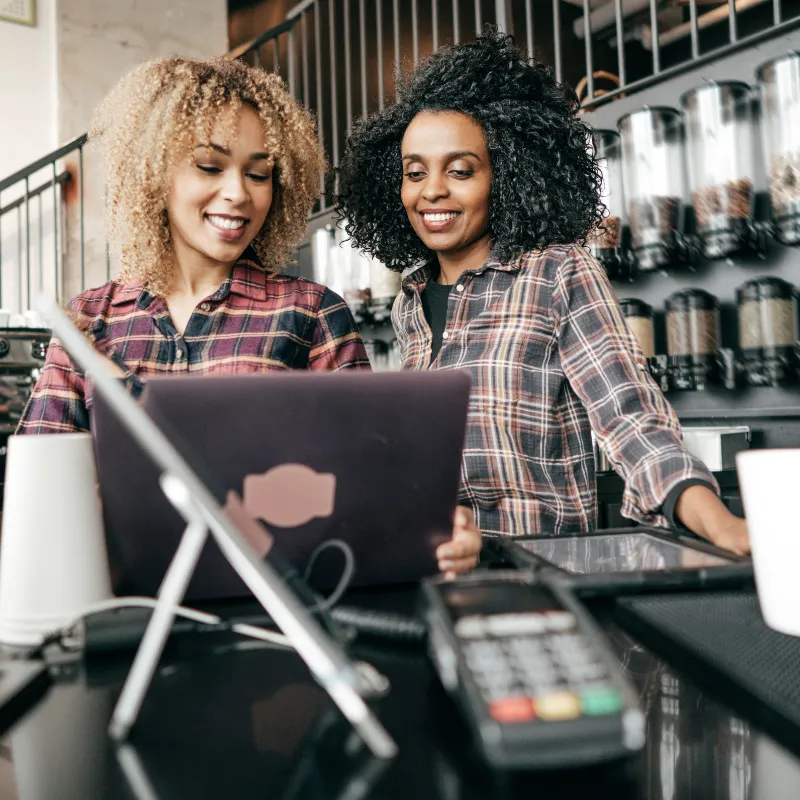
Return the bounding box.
[456,284,465,293]
[442,332,450,340]
[175,348,184,360]
[199,302,211,312]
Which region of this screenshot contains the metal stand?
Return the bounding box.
[108,482,209,741]
[40,296,398,761]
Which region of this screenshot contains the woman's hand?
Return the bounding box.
[675,484,750,555]
[702,514,750,556]
[436,506,482,578]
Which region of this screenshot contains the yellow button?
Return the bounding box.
[535,691,581,721]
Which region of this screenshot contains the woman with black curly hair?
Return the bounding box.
[336,30,748,554]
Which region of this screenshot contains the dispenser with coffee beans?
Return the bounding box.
[589,130,630,279]
[618,107,688,271]
[620,298,668,388]
[681,81,759,258]
[736,277,798,386]
[757,52,800,246]
[666,289,721,391]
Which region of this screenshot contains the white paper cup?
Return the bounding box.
[0,433,112,646]
[736,448,800,636]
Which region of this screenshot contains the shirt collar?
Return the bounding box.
[109,249,270,308]
[216,251,269,302]
[401,252,522,291]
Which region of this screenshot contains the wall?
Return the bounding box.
[229,0,289,51]
[0,1,59,318]
[0,0,229,313]
[56,0,230,296]
[0,0,58,180]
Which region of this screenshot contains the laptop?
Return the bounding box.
[92,371,471,601]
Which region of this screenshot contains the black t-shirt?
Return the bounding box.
[421,280,453,363]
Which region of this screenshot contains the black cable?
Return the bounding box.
[330,606,427,644]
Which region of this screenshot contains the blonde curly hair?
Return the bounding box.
[89,56,325,295]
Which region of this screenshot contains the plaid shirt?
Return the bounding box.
[393,244,717,536]
[18,253,369,434]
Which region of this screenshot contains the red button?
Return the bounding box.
[489,697,535,724]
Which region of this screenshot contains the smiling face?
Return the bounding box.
[166,103,274,273]
[400,110,493,266]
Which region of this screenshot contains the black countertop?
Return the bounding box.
[0,586,799,799]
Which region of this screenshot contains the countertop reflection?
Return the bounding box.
[0,602,798,799]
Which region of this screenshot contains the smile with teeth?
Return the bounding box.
[206,214,247,230]
[421,211,459,222]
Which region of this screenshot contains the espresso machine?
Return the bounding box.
[0,327,51,488]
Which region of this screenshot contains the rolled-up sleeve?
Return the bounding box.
[16,338,90,434]
[552,246,717,528]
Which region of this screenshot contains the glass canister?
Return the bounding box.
[681,81,756,259]
[589,130,627,275]
[666,289,721,390]
[618,107,686,271]
[362,338,390,371]
[367,257,401,321]
[619,298,656,359]
[332,221,372,321]
[736,277,798,386]
[311,226,335,287]
[756,52,800,245]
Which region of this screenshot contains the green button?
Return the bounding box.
[580,687,623,716]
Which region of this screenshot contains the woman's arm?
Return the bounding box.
[17,317,143,435]
[16,338,92,434]
[674,484,749,554]
[553,245,749,553]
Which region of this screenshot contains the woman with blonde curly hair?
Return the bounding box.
[18,56,370,434]
[19,55,483,575]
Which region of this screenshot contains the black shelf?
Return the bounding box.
[664,384,800,420]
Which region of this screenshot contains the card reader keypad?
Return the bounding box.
[456,611,623,724]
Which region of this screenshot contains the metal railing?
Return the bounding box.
[2,0,799,312]
[573,0,800,109]
[234,0,800,209]
[0,134,87,317]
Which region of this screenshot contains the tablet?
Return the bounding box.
[495,527,753,596]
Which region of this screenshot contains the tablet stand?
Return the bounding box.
[39,296,397,760]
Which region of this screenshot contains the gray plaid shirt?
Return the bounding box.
[393,244,716,536]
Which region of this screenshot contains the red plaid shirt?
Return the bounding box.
[393,244,717,536]
[18,253,370,434]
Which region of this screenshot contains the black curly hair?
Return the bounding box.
[335,28,605,272]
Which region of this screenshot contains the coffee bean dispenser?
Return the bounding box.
[589,130,629,279]
[736,277,798,386]
[666,289,721,390]
[681,81,758,259]
[618,107,688,271]
[757,52,800,246]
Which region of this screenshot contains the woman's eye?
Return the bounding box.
[247,173,271,183]
[404,171,425,180]
[450,169,474,178]
[197,164,222,175]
